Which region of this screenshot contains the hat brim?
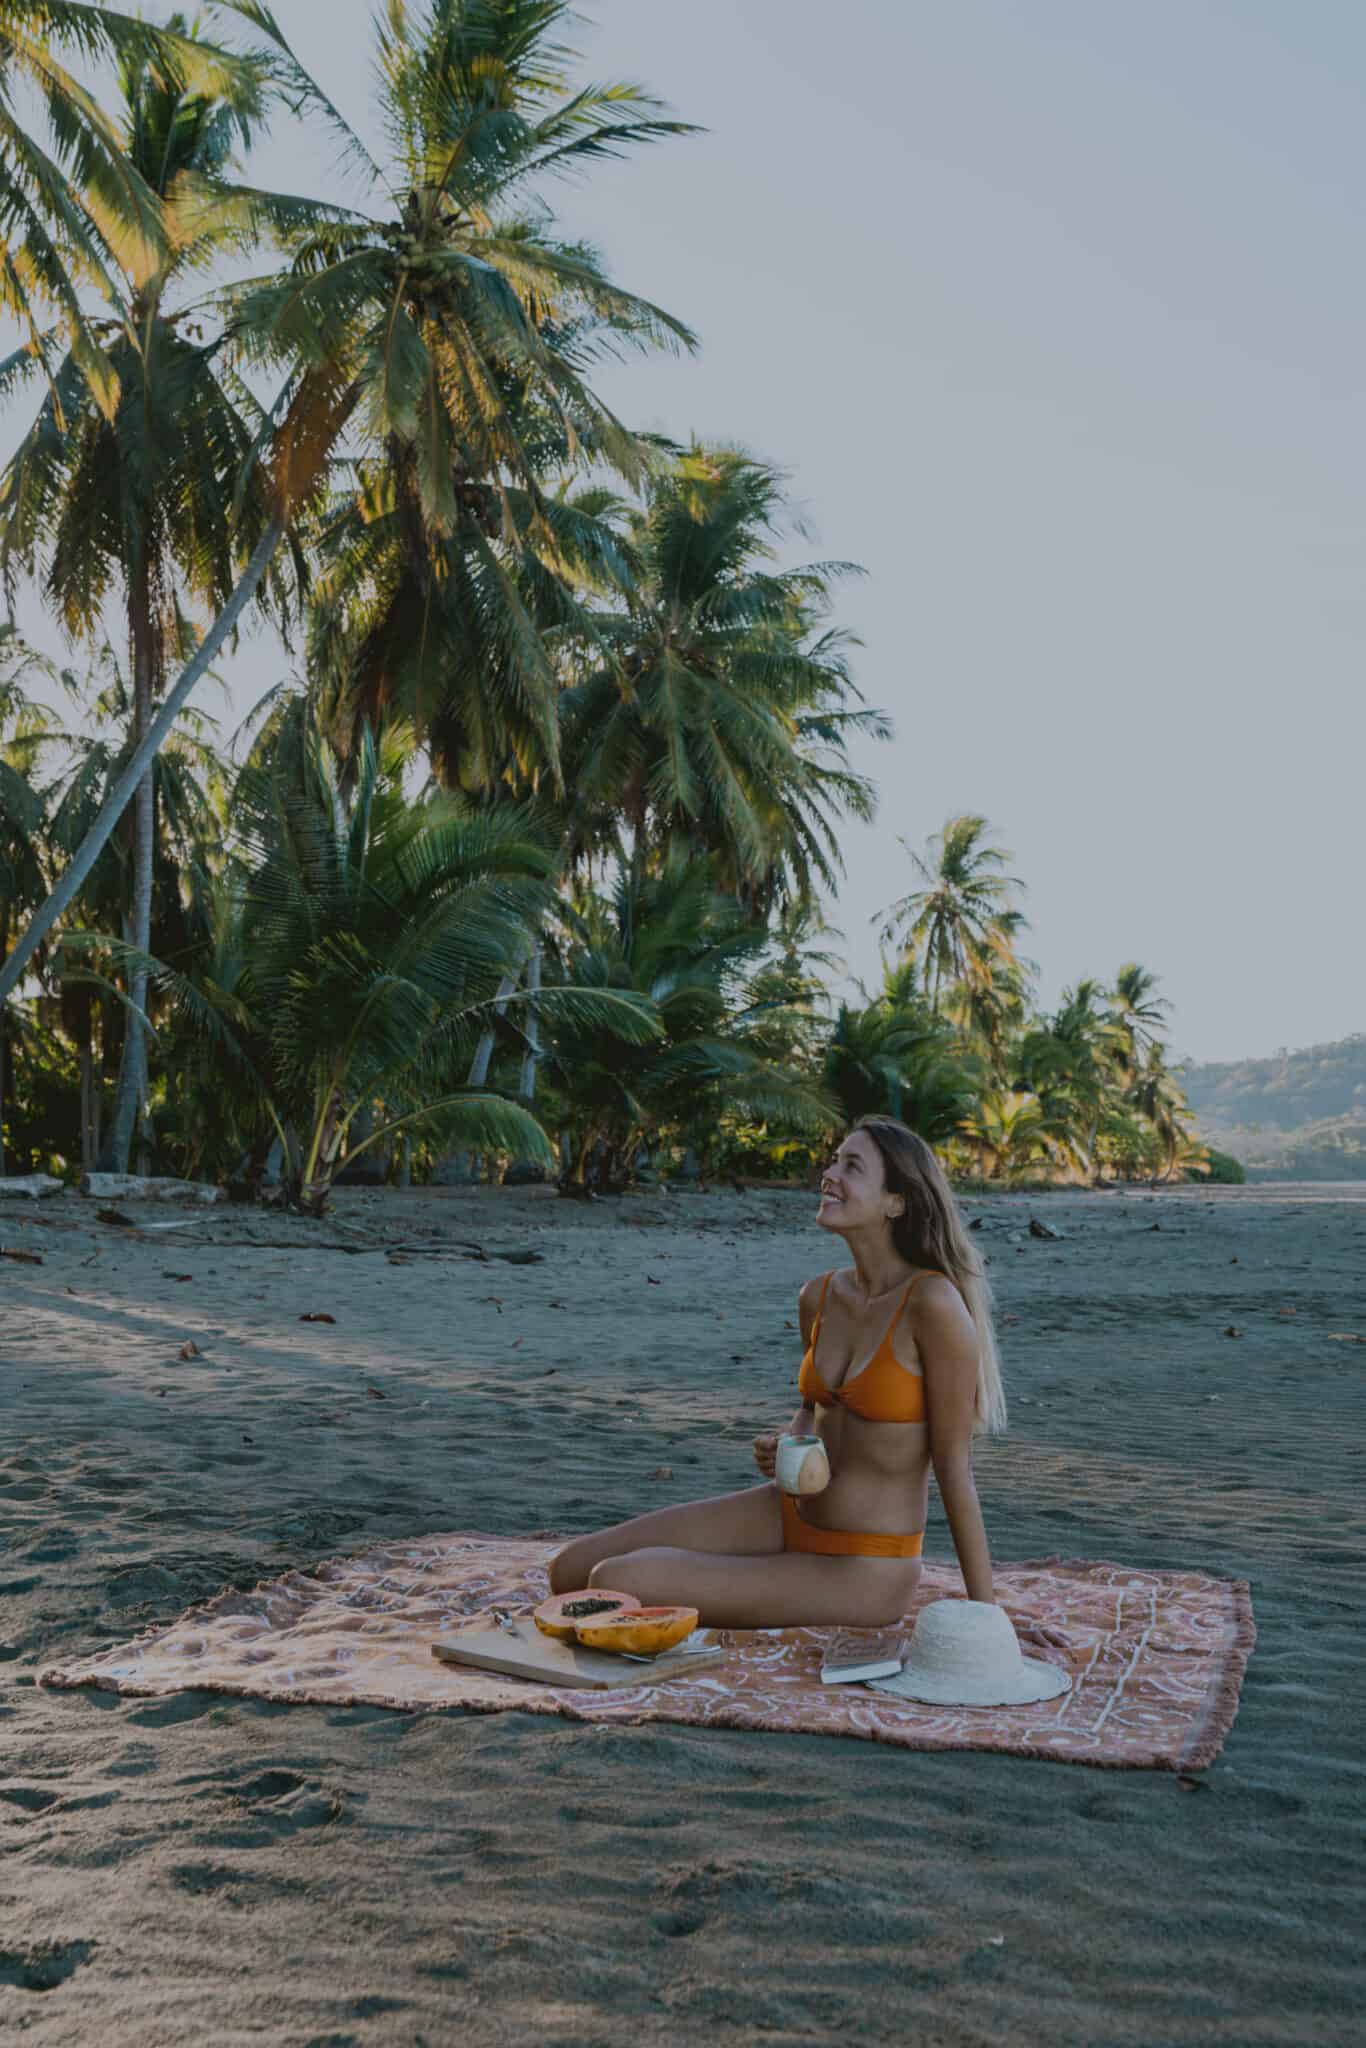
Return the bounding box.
[869,1655,1071,1709]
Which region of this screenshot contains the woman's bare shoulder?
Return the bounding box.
[909,1271,976,1339]
[798,1268,841,1313]
[915,1269,966,1305]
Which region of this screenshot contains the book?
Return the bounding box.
[819,1632,904,1686]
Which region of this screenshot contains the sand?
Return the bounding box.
[1,1179,1363,2046]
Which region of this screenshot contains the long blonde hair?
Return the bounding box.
[852,1116,1007,1434]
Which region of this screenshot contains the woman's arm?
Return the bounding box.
[753,1277,823,1476]
[915,1278,995,1604]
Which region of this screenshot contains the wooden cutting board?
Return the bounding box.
[431,1616,725,1691]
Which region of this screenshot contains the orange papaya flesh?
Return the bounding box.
[533,1590,642,1642]
[573,1605,699,1657]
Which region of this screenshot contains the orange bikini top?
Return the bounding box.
[798,1268,940,1423]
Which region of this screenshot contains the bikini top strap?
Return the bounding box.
[884,1268,942,1339]
[811,1269,836,1337]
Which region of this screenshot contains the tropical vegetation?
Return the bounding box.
[0,0,1219,1205]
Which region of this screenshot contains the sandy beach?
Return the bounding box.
[1,1180,1362,2045]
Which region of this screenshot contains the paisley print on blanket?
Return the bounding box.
[40,1533,1254,1772]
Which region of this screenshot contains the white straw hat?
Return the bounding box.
[870,1599,1070,1708]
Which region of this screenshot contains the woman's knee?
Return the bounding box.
[548,1539,594,1594]
[587,1551,641,1594]
[590,1549,689,1600]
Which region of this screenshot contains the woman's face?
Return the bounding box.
[817,1130,903,1235]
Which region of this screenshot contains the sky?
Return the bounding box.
[6,0,1366,1064]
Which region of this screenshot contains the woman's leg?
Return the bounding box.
[588,1547,920,1630]
[547,1483,784,1595]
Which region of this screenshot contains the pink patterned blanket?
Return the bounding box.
[40,1533,1254,1771]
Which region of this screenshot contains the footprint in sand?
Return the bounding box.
[125,1692,222,1728]
[652,1908,705,1938]
[167,1861,312,1906]
[558,1802,683,1832]
[0,1939,95,1993]
[0,1785,61,1818]
[191,1765,348,1850]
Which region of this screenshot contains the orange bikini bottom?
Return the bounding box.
[779,1492,924,1560]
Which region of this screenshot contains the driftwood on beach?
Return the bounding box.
[81,1173,225,1206]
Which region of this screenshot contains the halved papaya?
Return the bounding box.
[533,1589,642,1642]
[573,1605,699,1657]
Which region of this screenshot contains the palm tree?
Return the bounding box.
[1014,978,1126,1181]
[1126,1039,1203,1184]
[540,853,834,1189]
[823,957,976,1140]
[560,447,885,907]
[729,895,842,1075]
[938,906,1035,1073]
[0,0,696,1008]
[229,0,695,782]
[43,643,229,1168]
[126,705,657,1212]
[876,814,1027,1016]
[958,1087,1057,1184]
[1109,961,1171,1075]
[0,16,284,1165]
[0,625,60,1171]
[0,2,258,386]
[306,394,644,802]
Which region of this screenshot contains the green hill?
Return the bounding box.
[1178,1034,1366,1180]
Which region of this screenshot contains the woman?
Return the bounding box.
[548,1117,1007,1629]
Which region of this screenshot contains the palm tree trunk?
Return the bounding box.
[0,518,286,1011]
[433,970,519,1185]
[0,903,8,1174]
[80,1030,96,1174]
[467,971,519,1088]
[518,943,542,1101]
[100,573,156,1172]
[504,943,546,1186]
